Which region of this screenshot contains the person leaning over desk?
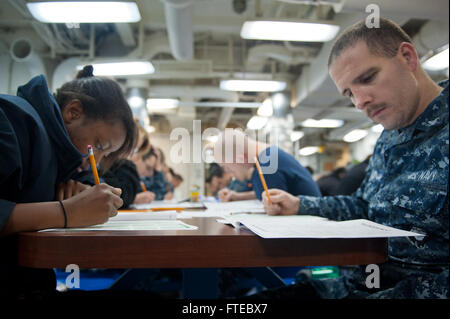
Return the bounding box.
[0,65,136,299]
[213,129,321,201]
[260,18,448,299]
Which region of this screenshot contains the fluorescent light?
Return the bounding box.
[299,146,319,156]
[257,98,273,117]
[371,124,384,133]
[300,119,344,128]
[128,95,145,109]
[220,79,286,92]
[77,61,154,76]
[241,20,340,42]
[343,129,368,143]
[290,131,304,142]
[205,135,219,143]
[423,47,449,71]
[180,101,261,108]
[247,116,268,130]
[145,125,155,133]
[27,1,141,23]
[146,98,179,111]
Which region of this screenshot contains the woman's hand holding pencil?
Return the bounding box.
[62,184,123,227]
[262,189,300,216]
[56,144,123,228]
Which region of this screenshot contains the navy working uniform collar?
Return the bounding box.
[16,75,83,182]
[384,80,448,147]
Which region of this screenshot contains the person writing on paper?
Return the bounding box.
[213,129,321,202]
[0,65,136,298]
[133,146,168,201]
[261,18,448,299]
[206,163,253,201]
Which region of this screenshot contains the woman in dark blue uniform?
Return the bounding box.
[0,65,136,298]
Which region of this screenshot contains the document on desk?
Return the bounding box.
[203,199,265,215]
[131,200,205,210]
[41,219,197,232]
[223,215,424,238]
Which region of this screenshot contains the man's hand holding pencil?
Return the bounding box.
[262,189,300,216]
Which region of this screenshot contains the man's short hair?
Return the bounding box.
[328,17,413,67]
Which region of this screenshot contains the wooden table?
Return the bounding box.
[17,217,387,297]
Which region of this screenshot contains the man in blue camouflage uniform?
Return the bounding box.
[134,147,169,200]
[260,18,448,299]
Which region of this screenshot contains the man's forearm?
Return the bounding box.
[298,194,369,221]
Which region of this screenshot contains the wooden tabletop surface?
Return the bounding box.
[17,217,387,269]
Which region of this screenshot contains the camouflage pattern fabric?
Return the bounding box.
[295,80,449,299]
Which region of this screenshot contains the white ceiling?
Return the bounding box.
[0,0,448,143]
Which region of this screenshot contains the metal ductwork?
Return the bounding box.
[162,0,194,61]
[246,44,316,72]
[412,20,449,57]
[148,85,238,101]
[292,12,365,109]
[265,92,295,154]
[10,38,47,79]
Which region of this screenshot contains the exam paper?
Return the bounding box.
[131,200,205,210]
[224,215,424,239]
[203,199,265,215]
[112,211,177,221]
[41,220,197,232]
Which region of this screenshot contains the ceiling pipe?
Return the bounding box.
[292,12,365,107]
[412,20,449,57]
[148,85,239,101]
[246,44,316,72]
[127,32,172,60]
[162,0,194,60]
[10,38,47,79]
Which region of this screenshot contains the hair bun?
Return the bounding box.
[76,65,94,79]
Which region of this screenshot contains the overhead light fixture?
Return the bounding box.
[423,47,449,71]
[205,135,219,143]
[145,125,156,133]
[290,131,304,142]
[343,129,368,143]
[371,124,384,133]
[128,95,145,109]
[179,101,261,108]
[27,1,141,23]
[300,119,344,128]
[299,146,319,156]
[127,87,147,110]
[247,116,268,130]
[146,98,179,111]
[241,20,340,42]
[257,98,273,117]
[77,61,155,76]
[220,79,287,92]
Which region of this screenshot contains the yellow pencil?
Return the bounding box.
[254,156,272,205]
[140,181,148,192]
[87,145,100,185]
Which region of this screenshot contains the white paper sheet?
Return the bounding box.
[131,200,205,210]
[222,215,425,239]
[112,211,177,221]
[203,199,265,215]
[40,220,197,232]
